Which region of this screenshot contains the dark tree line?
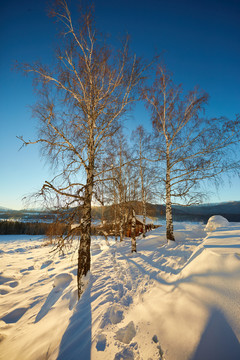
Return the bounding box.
[0,221,52,235]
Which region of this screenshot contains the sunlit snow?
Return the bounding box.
[0,219,240,359]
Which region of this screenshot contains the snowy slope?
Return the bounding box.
[0,222,240,360]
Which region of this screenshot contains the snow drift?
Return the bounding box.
[205,215,229,232]
[0,221,240,359]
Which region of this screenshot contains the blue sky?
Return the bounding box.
[1,0,240,210]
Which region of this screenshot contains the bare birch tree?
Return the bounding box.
[130,207,137,252]
[18,0,147,298]
[103,130,131,241]
[131,126,156,237]
[142,64,240,241]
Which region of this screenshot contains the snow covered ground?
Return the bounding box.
[0,221,240,360]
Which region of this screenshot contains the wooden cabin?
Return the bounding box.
[125,215,154,237]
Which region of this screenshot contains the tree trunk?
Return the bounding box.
[142,191,146,237]
[114,205,118,242]
[139,149,146,237]
[119,142,125,242]
[77,166,94,299]
[166,148,175,241]
[131,208,137,252]
[119,202,124,241]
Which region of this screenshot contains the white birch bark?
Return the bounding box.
[166,146,174,241]
[113,179,118,242]
[131,208,137,252]
[119,143,124,242]
[139,140,146,237]
[77,168,93,298]
[142,192,147,237]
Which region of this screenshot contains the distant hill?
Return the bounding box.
[0,208,57,223]
[0,206,11,211]
[0,201,240,223]
[171,202,240,222]
[93,201,240,223]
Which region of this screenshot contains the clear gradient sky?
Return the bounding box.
[1,0,240,210]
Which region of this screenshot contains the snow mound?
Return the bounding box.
[53,273,72,288]
[205,215,229,232]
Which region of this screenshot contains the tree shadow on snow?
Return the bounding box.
[57,278,92,360]
[191,308,240,360]
[121,246,205,288]
[204,244,240,249]
[35,278,72,323]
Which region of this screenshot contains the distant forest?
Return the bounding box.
[0,221,66,236]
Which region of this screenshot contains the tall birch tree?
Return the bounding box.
[19,0,146,298]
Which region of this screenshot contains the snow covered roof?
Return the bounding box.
[136,215,154,225]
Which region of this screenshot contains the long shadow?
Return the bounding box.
[121,253,170,287]
[204,244,240,249]
[122,248,239,293]
[57,278,92,360]
[206,234,240,240]
[122,246,205,283]
[35,278,72,323]
[1,307,28,323]
[191,308,240,360]
[137,252,180,276]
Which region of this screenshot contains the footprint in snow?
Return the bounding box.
[0,274,19,289]
[40,260,53,269]
[96,334,107,351]
[0,288,9,295]
[20,266,35,273]
[114,348,134,360]
[0,275,15,285]
[120,293,133,307]
[152,335,165,360]
[100,304,124,328]
[115,321,136,344]
[7,281,19,288]
[1,307,28,324]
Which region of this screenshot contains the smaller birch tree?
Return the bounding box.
[131,126,156,237]
[142,64,240,241]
